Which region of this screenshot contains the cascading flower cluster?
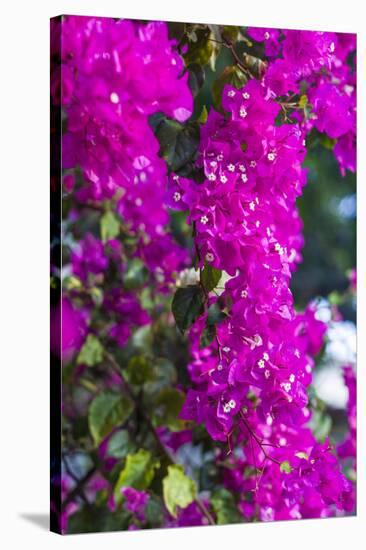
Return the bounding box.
[168,30,356,520]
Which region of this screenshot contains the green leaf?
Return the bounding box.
[88,391,134,445]
[172,285,205,333]
[126,355,155,386]
[212,66,248,112]
[153,388,186,431]
[163,465,197,518]
[211,488,242,525]
[201,265,222,292]
[188,63,205,97]
[114,449,160,502]
[183,27,214,66]
[299,94,308,109]
[197,105,208,124]
[100,210,120,243]
[150,115,200,176]
[280,460,292,474]
[312,411,333,442]
[107,429,135,459]
[123,258,148,290]
[77,334,104,367]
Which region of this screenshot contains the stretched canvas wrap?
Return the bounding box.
[50,15,357,535]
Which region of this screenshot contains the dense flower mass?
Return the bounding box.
[52,17,356,534]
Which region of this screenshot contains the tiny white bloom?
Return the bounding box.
[223,403,231,413]
[200,215,209,225]
[265,369,271,379]
[227,164,235,172]
[208,173,216,181]
[173,191,181,202]
[240,107,248,118]
[249,201,255,211]
[258,359,265,369]
[239,164,246,172]
[217,364,223,371]
[241,174,248,183]
[206,252,214,262]
[267,152,276,161]
[289,374,295,383]
[263,352,269,361]
[227,90,236,97]
[229,399,236,409]
[110,92,119,104]
[223,346,231,353]
[217,154,224,161]
[250,160,257,168]
[241,290,248,298]
[255,220,260,228]
[242,92,250,99]
[220,175,228,184]
[264,31,270,40]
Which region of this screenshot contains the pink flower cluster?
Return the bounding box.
[57,16,193,353]
[252,29,356,176]
[171,68,353,518]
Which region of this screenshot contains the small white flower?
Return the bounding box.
[250,160,257,168]
[206,252,214,262]
[289,374,295,383]
[239,164,246,172]
[223,346,231,353]
[265,369,271,379]
[227,164,235,172]
[110,92,119,104]
[220,175,228,184]
[217,364,223,371]
[200,215,209,224]
[253,334,263,347]
[173,191,181,202]
[228,399,236,409]
[208,173,216,181]
[241,290,248,298]
[173,174,180,181]
[249,201,255,211]
[223,403,231,413]
[255,220,260,228]
[240,107,248,118]
[263,352,269,361]
[282,382,292,393]
[228,90,236,97]
[264,31,270,40]
[217,154,224,161]
[267,152,276,161]
[258,359,265,369]
[241,174,248,183]
[242,92,250,99]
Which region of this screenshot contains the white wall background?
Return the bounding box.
[0,1,364,548]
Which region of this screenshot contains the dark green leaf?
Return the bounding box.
[107,429,135,459]
[153,387,186,431]
[201,265,222,292]
[125,355,155,386]
[172,285,205,333]
[88,391,134,445]
[188,63,205,97]
[150,115,200,176]
[211,488,242,524]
